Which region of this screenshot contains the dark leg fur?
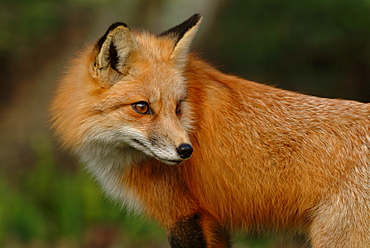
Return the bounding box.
[168,213,231,248]
[169,214,207,248]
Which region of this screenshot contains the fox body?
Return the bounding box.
[51,15,370,247]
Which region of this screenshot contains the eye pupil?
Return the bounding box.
[132,102,150,114]
[176,100,184,114]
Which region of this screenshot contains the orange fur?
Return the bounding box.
[51,15,370,247]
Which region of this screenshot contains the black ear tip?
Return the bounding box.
[108,22,128,31]
[186,13,202,27]
[158,13,202,41]
[96,22,129,51]
[191,13,202,22]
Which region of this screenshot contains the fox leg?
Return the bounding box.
[169,212,231,248]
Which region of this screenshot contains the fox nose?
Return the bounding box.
[176,143,193,159]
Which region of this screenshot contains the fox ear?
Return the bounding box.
[91,22,138,86]
[159,14,202,69]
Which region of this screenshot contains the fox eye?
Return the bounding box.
[176,104,181,114]
[132,101,151,114]
[176,100,184,114]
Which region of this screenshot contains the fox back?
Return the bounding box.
[51,15,370,247]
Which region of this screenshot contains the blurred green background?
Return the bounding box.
[0,0,369,247]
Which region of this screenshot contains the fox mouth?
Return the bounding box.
[131,139,184,165]
[159,159,183,165]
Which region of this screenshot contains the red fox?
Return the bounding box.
[51,14,370,247]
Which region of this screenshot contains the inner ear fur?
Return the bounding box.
[91,22,138,86]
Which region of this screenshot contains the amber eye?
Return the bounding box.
[132,101,151,114]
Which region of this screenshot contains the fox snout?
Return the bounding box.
[127,130,193,165]
[153,140,193,165]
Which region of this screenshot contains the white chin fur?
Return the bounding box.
[77,143,146,213]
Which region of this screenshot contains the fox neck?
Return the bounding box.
[77,143,146,212]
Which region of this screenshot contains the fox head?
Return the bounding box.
[51,14,201,166]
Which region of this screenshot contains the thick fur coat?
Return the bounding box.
[51,14,370,247]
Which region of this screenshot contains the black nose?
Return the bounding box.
[176,143,193,159]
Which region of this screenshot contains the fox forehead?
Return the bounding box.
[114,32,188,103]
[133,31,175,62]
[107,71,187,106]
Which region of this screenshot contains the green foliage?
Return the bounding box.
[0,171,47,243]
[0,135,167,247]
[1,0,60,53]
[206,0,370,102]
